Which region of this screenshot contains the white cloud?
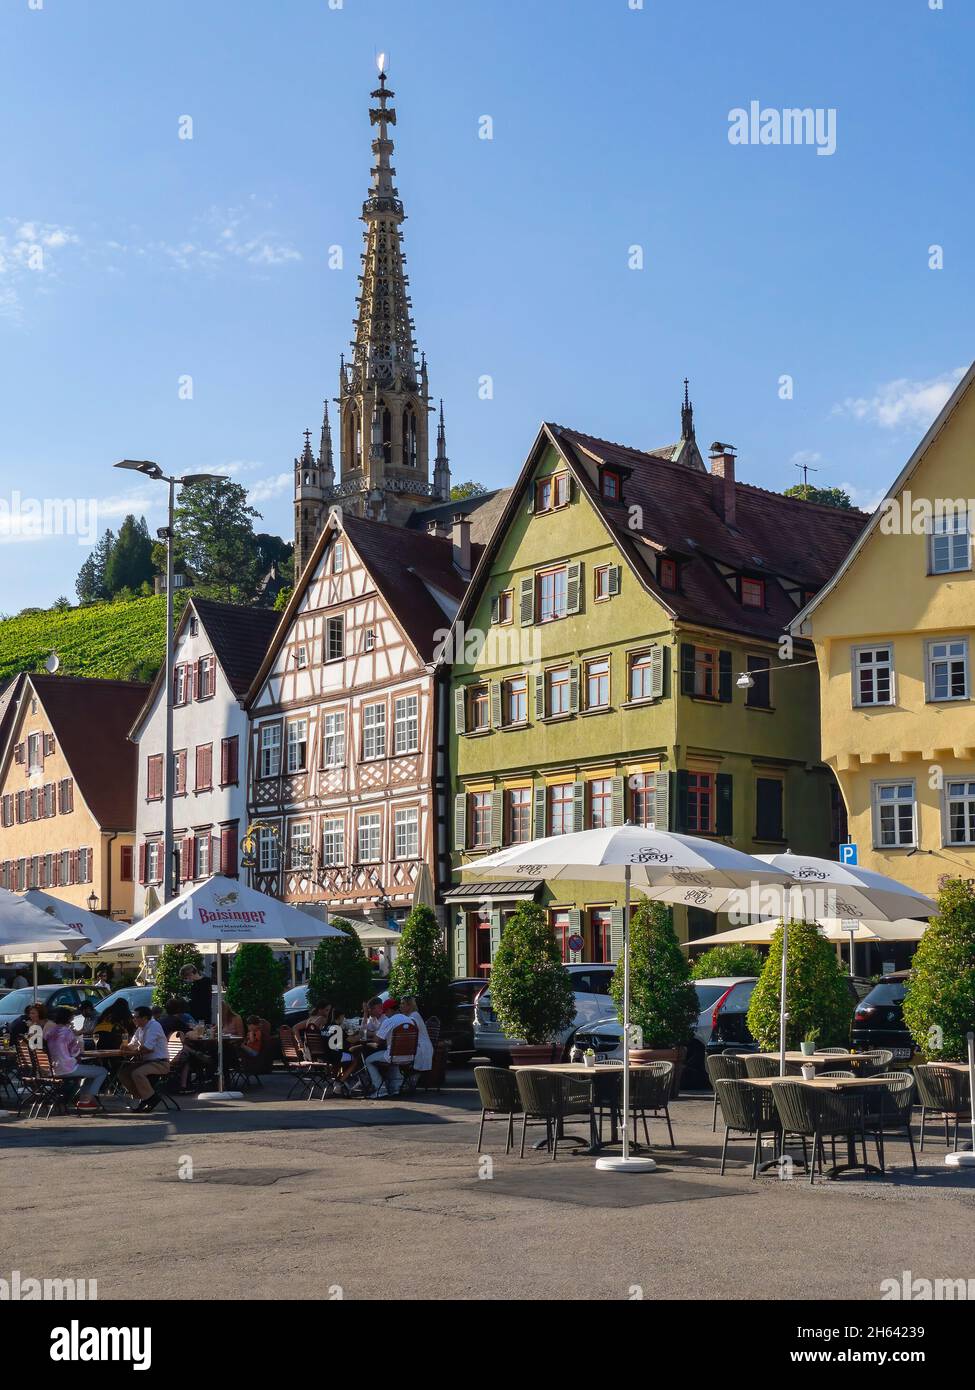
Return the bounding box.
[789,449,822,467]
[839,481,886,513]
[833,368,965,430]
[0,220,80,321]
[248,471,292,503]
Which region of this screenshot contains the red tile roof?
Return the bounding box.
[190,599,281,697]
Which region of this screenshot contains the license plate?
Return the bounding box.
[891,1047,911,1059]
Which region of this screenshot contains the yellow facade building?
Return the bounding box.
[793,363,975,899]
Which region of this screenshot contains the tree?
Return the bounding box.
[611,900,699,1047]
[225,943,287,1027]
[783,484,854,509]
[690,944,766,981]
[104,515,154,596]
[273,586,293,612]
[450,481,488,501]
[488,902,575,1045]
[152,943,204,1009]
[51,596,72,613]
[75,527,115,604]
[903,878,975,1061]
[387,904,453,1021]
[306,918,374,1016]
[172,478,263,602]
[746,921,851,1050]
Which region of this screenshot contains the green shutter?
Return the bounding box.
[653,771,671,830]
[680,643,696,695]
[454,687,467,734]
[453,793,467,851]
[568,665,580,714]
[453,912,468,978]
[719,650,733,703]
[716,773,734,836]
[611,774,625,827]
[608,565,621,596]
[650,646,664,699]
[609,906,625,963]
[490,595,500,624]
[566,561,582,614]
[519,575,535,625]
[490,681,503,729]
[489,909,502,961]
[533,784,547,837]
[490,789,504,848]
[567,908,583,961]
[534,672,546,719]
[573,779,585,832]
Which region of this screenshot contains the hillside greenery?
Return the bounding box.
[0,594,168,683]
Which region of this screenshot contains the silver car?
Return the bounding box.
[473,963,615,1065]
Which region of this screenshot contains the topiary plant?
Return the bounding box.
[612,899,699,1048]
[902,877,975,1061]
[387,904,453,1022]
[306,918,374,1017]
[225,942,287,1028]
[689,944,765,981]
[488,902,575,1045]
[746,921,851,1051]
[151,943,204,1009]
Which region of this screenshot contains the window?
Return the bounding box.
[195,832,211,879]
[363,628,375,652]
[659,558,678,591]
[289,822,312,870]
[946,781,975,845]
[591,907,612,964]
[590,778,612,829]
[686,773,714,833]
[551,909,572,962]
[197,655,216,699]
[195,743,213,792]
[600,470,620,501]
[326,615,344,662]
[394,807,419,859]
[333,540,345,573]
[504,675,528,725]
[120,845,133,882]
[468,685,490,732]
[362,704,386,759]
[495,589,513,625]
[755,777,784,841]
[745,655,771,709]
[258,827,279,872]
[628,650,656,702]
[586,657,610,710]
[741,577,765,608]
[594,566,612,602]
[58,779,74,814]
[27,732,43,774]
[323,711,346,768]
[506,787,531,844]
[854,646,894,706]
[693,647,718,699]
[631,773,654,827]
[469,792,492,850]
[357,812,382,863]
[930,509,970,574]
[147,841,162,884]
[260,724,281,778]
[173,665,189,706]
[549,782,575,836]
[220,736,239,786]
[535,472,570,513]
[537,567,567,622]
[926,639,969,701]
[322,819,345,866]
[147,755,163,801]
[394,695,419,753]
[295,645,308,670]
[547,666,571,717]
[874,781,916,848]
[286,719,308,773]
[173,749,187,796]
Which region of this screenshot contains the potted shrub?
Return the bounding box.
[387,904,454,1025]
[689,944,765,981]
[488,902,575,1064]
[225,943,287,1029]
[151,943,204,1009]
[903,877,975,1060]
[307,918,374,1018]
[746,921,851,1052]
[610,899,699,1095]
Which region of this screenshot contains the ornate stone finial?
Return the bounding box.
[681,378,694,441]
[433,397,451,502]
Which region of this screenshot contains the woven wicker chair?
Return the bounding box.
[863,1073,917,1172]
[474,1066,523,1153]
[617,1062,675,1148]
[706,1054,746,1131]
[820,1070,855,1078]
[743,1054,778,1080]
[515,1069,593,1160]
[853,1049,894,1079]
[715,1078,781,1177]
[914,1065,972,1151]
[771,1082,868,1185]
[816,1047,849,1056]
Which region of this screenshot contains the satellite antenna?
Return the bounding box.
[45,652,60,674]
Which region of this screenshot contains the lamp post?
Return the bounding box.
[114,461,223,902]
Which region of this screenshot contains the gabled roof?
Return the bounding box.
[0,674,25,757]
[245,511,480,704]
[790,360,975,636]
[407,488,513,546]
[453,422,869,647]
[11,675,148,830]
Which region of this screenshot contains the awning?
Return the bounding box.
[443,880,544,902]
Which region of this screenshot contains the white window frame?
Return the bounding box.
[853,644,895,707]
[944,779,975,846]
[194,831,210,879]
[394,694,419,754]
[147,841,162,884]
[286,718,308,774]
[872,780,916,850]
[258,827,280,872]
[925,637,969,702]
[362,703,386,760]
[929,508,971,575]
[393,806,419,859]
[27,732,43,774]
[259,723,281,778]
[326,615,345,662]
[289,821,312,870]
[356,812,381,863]
[322,819,345,866]
[322,710,346,768]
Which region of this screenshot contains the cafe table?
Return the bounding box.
[745,1073,892,1178]
[510,1063,651,1155]
[734,1051,863,1069]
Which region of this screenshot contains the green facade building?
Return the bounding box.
[445,398,867,978]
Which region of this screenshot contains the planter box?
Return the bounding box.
[510,1044,559,1066]
[629,1045,686,1098]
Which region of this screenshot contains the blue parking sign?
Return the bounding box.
[839,843,858,866]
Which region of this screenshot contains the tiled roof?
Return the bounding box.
[29,675,148,829]
[407,489,513,547]
[191,599,281,696]
[550,424,870,643]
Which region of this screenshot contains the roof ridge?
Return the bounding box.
[31,673,149,690]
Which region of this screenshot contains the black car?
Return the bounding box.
[443,978,484,1060]
[709,976,874,1054]
[851,973,916,1060]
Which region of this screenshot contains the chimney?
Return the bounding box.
[452,513,472,576]
[709,442,737,526]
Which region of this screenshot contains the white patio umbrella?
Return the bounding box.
[0,887,95,1000]
[464,827,790,1173]
[688,917,928,948]
[100,876,345,1098]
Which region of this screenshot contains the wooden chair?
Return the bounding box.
[383,1022,418,1096]
[278,1025,322,1099]
[21,1043,70,1119]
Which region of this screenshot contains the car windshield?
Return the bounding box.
[0,987,46,1015]
[693,985,729,1010]
[860,982,907,1006]
[284,986,308,1007]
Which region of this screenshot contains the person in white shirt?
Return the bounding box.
[400,997,433,1074]
[118,1006,171,1111]
[364,1000,415,1097]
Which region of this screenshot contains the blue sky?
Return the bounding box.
[1,0,972,610]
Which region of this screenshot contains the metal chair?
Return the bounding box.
[715,1078,781,1178]
[19,1042,70,1119]
[743,1054,778,1080]
[706,1053,746,1131]
[771,1082,868,1185]
[914,1065,972,1151]
[852,1050,894,1079]
[615,1063,675,1148]
[864,1073,916,1172]
[515,1069,593,1160]
[278,1025,323,1099]
[474,1066,523,1153]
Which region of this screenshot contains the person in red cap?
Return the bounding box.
[365,998,412,1097]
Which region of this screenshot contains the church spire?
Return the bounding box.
[318,401,334,486]
[681,378,694,441]
[433,398,451,502]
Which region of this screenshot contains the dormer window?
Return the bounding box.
[741,577,765,608]
[659,558,678,592]
[600,469,622,502]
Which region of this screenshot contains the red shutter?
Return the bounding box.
[221,826,238,878]
[69,850,78,885]
[14,742,23,764]
[210,835,219,878]
[204,744,212,788]
[181,835,194,882]
[138,843,147,885]
[193,660,202,700]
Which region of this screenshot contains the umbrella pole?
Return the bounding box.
[32,954,38,1004]
[290,949,297,989]
[946,1031,975,1167]
[216,943,224,1093]
[778,917,788,1078]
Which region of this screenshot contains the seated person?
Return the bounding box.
[293,1002,333,1050]
[219,1000,244,1038]
[76,1001,98,1037]
[117,1006,170,1112]
[241,1015,270,1058]
[400,996,433,1075]
[364,1000,414,1098]
[11,1002,48,1046]
[159,997,194,1037]
[46,1006,109,1111]
[93,1000,133,1048]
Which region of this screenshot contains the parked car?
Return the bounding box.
[851,972,917,1060]
[473,963,615,1066]
[93,986,154,1019]
[709,975,874,1054]
[441,978,484,1060]
[282,975,389,1030]
[568,977,757,1088]
[0,982,108,1029]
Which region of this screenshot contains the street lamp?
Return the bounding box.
[87,891,99,914]
[114,460,224,902]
